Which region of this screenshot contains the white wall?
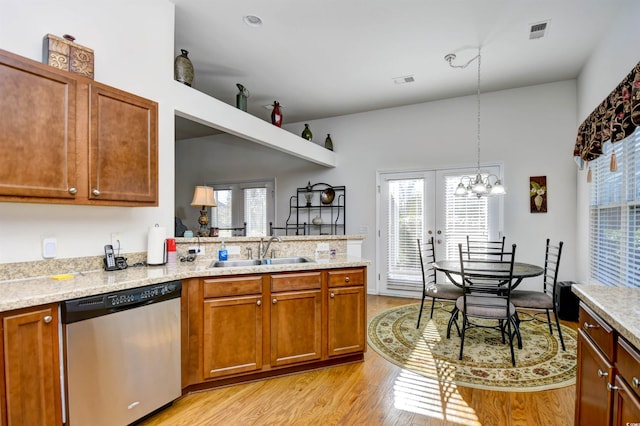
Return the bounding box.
[277,81,578,292]
[575,3,640,283]
[0,0,176,262]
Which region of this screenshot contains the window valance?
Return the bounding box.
[574,60,640,162]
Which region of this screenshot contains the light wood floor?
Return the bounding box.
[141,295,577,426]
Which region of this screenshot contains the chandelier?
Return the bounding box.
[445,48,506,198]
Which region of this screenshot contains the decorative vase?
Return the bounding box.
[301,124,313,141]
[236,83,249,112]
[271,101,283,127]
[324,134,333,151]
[174,49,194,86]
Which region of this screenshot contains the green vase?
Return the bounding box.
[324,134,333,151]
[301,124,313,141]
[236,83,249,112]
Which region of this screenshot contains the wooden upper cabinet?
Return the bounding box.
[0,50,77,200]
[88,84,157,204]
[0,48,158,206]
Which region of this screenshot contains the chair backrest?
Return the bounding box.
[458,242,517,318]
[417,237,436,291]
[544,239,563,296]
[466,235,506,260]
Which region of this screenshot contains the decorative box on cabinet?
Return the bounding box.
[0,48,158,206]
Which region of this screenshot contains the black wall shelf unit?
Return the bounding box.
[271,183,345,236]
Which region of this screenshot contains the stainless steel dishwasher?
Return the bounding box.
[62,280,182,426]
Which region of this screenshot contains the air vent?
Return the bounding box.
[529,21,550,40]
[393,75,415,85]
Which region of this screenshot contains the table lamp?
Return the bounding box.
[191,186,217,236]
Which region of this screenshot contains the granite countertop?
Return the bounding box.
[0,256,370,313]
[572,284,640,349]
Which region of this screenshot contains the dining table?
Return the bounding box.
[432,260,544,289]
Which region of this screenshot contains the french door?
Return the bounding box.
[376,167,503,297]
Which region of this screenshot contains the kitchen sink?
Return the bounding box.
[210,259,262,268]
[266,256,314,265]
[210,256,314,268]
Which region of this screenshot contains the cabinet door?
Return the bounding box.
[88,84,157,204]
[2,305,61,426]
[328,285,365,357]
[0,50,77,200]
[612,375,640,426]
[575,329,613,426]
[203,295,262,379]
[270,290,322,367]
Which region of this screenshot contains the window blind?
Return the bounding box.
[386,178,424,287]
[244,187,267,237]
[212,189,233,231]
[589,128,640,287]
[443,173,490,260]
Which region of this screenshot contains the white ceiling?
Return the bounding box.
[173,0,629,139]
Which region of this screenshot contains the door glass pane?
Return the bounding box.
[386,178,424,285]
[244,187,267,237]
[212,189,232,236]
[443,173,490,260]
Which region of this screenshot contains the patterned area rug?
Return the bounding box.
[367,302,577,392]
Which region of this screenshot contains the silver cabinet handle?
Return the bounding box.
[597,369,608,378]
[330,292,335,298]
[43,315,52,324]
[633,377,640,388]
[583,322,600,329]
[345,276,350,283]
[256,300,261,306]
[92,188,100,196]
[607,383,619,391]
[68,187,77,195]
[272,298,277,304]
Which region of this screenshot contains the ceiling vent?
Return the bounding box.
[393,75,415,85]
[529,21,550,40]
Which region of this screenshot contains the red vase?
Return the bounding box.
[271,101,283,127]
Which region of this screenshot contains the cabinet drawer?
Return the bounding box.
[328,268,364,288]
[617,337,640,395]
[271,272,321,292]
[579,303,615,360]
[203,276,263,298]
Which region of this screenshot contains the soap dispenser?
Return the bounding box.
[218,241,228,261]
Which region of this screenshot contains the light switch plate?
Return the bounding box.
[42,237,57,259]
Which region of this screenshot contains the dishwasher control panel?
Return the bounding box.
[62,280,182,324]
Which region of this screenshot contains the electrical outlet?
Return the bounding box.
[111,232,122,251]
[188,245,204,255]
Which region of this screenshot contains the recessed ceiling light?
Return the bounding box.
[243,15,263,27]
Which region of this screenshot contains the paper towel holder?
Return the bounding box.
[191,186,217,236]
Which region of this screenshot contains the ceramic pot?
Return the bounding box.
[271,101,283,127]
[301,124,313,141]
[324,134,333,151]
[236,83,249,111]
[174,49,194,86]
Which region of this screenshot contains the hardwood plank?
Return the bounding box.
[141,295,577,426]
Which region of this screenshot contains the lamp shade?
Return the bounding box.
[191,186,217,207]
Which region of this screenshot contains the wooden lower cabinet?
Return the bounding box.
[184,267,366,390]
[612,375,640,426]
[1,304,62,426]
[575,329,613,426]
[201,276,263,379]
[327,268,366,357]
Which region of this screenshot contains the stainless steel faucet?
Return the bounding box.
[259,236,282,260]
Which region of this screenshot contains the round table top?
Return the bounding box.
[432,260,544,279]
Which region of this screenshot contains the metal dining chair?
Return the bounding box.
[466,235,506,259]
[416,237,464,330]
[510,239,566,351]
[455,242,521,366]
